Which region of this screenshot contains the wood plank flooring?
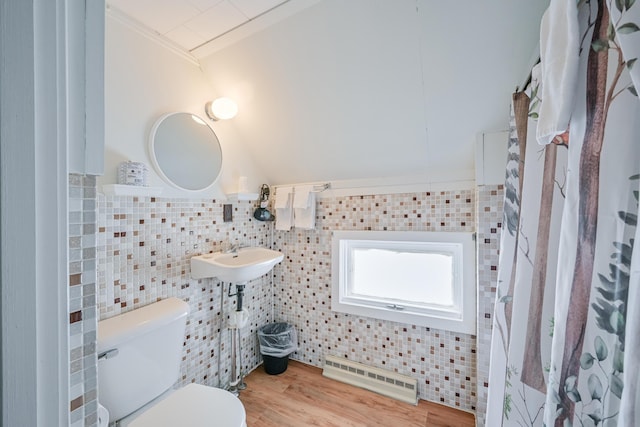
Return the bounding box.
[238,360,475,427]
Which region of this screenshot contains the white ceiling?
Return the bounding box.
[107,0,290,51]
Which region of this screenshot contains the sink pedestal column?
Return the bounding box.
[228,283,248,395]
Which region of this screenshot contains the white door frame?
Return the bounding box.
[1,0,70,424]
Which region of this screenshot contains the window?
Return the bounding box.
[331,231,476,334]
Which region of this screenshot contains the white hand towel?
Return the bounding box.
[293,185,314,209]
[275,186,292,208]
[294,192,316,230]
[275,186,293,231]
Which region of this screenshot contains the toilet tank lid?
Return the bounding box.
[98,298,190,352]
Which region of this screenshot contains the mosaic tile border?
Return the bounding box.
[475,185,504,426]
[68,174,99,427]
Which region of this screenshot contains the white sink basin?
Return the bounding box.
[190,247,284,282]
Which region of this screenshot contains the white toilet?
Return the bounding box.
[97,297,247,427]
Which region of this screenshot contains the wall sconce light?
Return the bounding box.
[205,97,238,121]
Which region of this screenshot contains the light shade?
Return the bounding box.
[205,98,238,121]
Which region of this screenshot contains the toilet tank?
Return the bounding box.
[97,297,190,422]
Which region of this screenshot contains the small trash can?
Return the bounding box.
[258,322,297,375]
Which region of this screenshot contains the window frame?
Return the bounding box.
[331,231,476,334]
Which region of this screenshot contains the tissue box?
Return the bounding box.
[118,161,148,186]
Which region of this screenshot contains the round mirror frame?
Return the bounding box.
[148,112,223,192]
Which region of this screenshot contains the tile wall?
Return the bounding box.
[475,185,504,426]
[272,190,480,411]
[95,197,272,389]
[68,174,99,427]
[85,185,503,425]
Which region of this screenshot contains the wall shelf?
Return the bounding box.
[226,192,259,201]
[102,184,163,197]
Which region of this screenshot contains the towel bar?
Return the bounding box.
[273,183,330,195]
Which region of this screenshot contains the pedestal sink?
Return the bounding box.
[191,246,283,397]
[190,247,284,282]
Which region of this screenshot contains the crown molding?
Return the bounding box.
[106,4,200,67]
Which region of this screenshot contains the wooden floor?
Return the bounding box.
[238,361,475,427]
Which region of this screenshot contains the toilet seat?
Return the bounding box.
[123,383,246,427]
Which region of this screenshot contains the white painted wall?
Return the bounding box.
[197,0,548,187]
[102,13,268,198]
[476,131,509,186]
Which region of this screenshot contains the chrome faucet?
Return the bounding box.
[228,243,240,255]
[222,241,246,256]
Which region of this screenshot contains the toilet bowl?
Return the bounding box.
[118,384,246,427]
[97,297,246,426]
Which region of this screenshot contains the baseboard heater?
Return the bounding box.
[322,355,418,405]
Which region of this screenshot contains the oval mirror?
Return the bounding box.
[149,112,223,191]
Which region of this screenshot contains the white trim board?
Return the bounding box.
[106,0,323,64]
[191,0,322,59]
[272,175,476,199]
[106,4,200,67]
[1,0,71,424]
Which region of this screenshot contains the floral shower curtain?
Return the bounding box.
[486,1,640,426]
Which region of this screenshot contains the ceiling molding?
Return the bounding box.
[106,4,201,67]
[191,0,322,59]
